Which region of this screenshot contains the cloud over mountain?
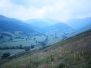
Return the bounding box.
[0,0,91,21]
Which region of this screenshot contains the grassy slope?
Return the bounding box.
[0,29,91,68]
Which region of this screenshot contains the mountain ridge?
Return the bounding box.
[65,17,91,29]
[0,15,36,34]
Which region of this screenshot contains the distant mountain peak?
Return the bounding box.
[25,18,62,28]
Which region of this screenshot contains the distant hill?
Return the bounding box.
[43,22,73,32]
[76,23,91,34]
[39,18,61,25]
[0,15,36,34]
[25,18,61,28]
[25,19,72,33]
[65,17,91,30]
[25,19,49,28]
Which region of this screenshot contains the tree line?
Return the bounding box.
[0,44,34,50]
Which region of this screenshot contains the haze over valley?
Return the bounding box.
[0,0,91,68]
[0,15,91,59]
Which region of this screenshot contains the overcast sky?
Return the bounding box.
[0,0,91,21]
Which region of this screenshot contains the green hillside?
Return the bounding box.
[0,29,91,68]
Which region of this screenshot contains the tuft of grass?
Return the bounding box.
[58,62,67,68]
[28,60,40,68]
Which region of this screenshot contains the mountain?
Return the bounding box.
[65,17,91,30]
[39,18,61,25]
[0,15,36,34]
[25,19,49,28]
[0,28,91,68]
[76,23,91,34]
[43,22,73,32]
[25,18,61,28]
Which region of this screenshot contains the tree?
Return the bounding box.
[0,35,3,39]
[41,42,46,47]
[33,38,36,41]
[16,46,19,49]
[9,37,13,40]
[19,44,23,49]
[11,46,16,49]
[24,46,30,51]
[36,41,37,43]
[31,45,34,49]
[62,35,68,40]
[1,52,10,59]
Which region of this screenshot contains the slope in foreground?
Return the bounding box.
[0,29,91,68]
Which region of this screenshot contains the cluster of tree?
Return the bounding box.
[2,33,12,37]
[1,52,10,59]
[0,44,23,50]
[24,46,30,51]
[33,38,36,41]
[0,44,35,50]
[41,37,48,47]
[24,45,35,51]
[0,45,35,60]
[41,41,46,47]
[62,35,68,40]
[14,36,25,39]
[0,35,3,39]
[55,36,58,38]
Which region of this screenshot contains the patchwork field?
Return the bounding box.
[0,30,75,61]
